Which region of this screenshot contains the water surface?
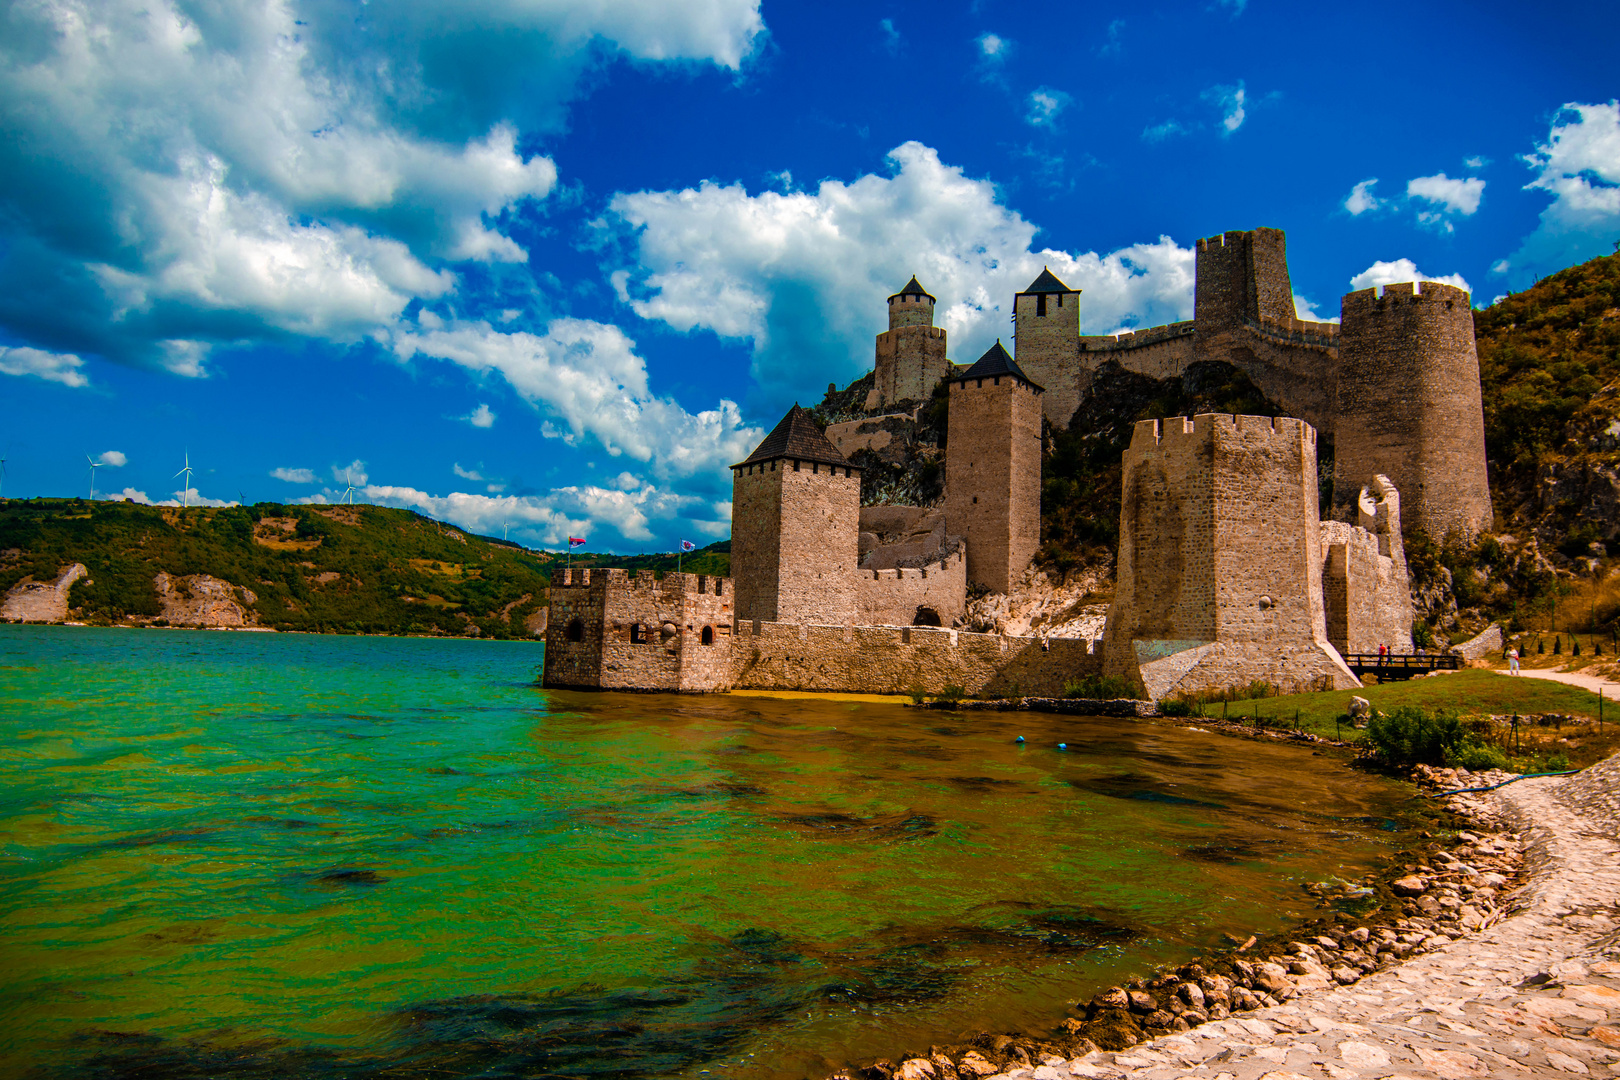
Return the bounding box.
[0,625,1419,1078]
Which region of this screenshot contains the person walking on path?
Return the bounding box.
[1508,646,1521,675]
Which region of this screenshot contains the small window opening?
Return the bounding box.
[1037,293,1047,316]
[631,624,645,644]
[701,626,715,645]
[565,618,585,643]
[913,607,942,627]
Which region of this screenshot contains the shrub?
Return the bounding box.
[1447,743,1510,772]
[1159,697,1193,717]
[933,684,966,705]
[1062,674,1135,700]
[1364,705,1471,767]
[1413,621,1435,649]
[906,683,927,705]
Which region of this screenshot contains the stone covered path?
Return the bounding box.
[976,756,1620,1080]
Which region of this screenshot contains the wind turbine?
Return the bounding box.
[174,452,194,508]
[340,468,359,505]
[0,455,7,499]
[85,454,102,500]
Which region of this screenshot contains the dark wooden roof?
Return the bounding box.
[734,405,854,468]
[1019,267,1076,294]
[889,275,935,302]
[956,340,1043,392]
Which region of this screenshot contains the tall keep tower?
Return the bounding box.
[945,342,1044,594]
[730,406,862,625]
[1192,227,1296,335]
[1013,268,1082,427]
[872,276,950,409]
[1333,282,1492,542]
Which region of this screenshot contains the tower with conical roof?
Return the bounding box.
[945,342,1044,593]
[871,276,950,409]
[1013,267,1083,427]
[730,405,862,624]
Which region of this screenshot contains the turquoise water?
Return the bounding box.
[0,625,1419,1079]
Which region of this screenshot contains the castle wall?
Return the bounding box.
[1320,475,1415,655]
[1333,282,1493,542]
[1014,290,1081,426]
[731,459,861,624]
[874,325,949,406]
[1103,413,1359,698]
[1079,323,1197,382]
[731,621,1100,696]
[1193,228,1295,332]
[855,546,967,626]
[1196,323,1341,437]
[542,569,734,692]
[825,412,917,458]
[944,372,1043,593]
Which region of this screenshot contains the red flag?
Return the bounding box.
[568,537,586,548]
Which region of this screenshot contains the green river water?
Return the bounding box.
[0,625,1423,1079]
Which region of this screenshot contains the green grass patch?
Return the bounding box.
[1182,669,1608,740]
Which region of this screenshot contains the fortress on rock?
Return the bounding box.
[544,226,1481,701]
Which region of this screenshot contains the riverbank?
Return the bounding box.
[836,753,1620,1080]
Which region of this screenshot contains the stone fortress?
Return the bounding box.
[544,227,1489,701]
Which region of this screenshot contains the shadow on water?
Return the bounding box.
[775,810,940,840]
[1066,772,1227,808]
[33,912,1142,1080]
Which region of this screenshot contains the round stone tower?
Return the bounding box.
[872,276,949,408]
[888,275,935,328]
[1332,281,1492,543]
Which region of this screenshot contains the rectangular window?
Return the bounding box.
[1037,293,1047,316]
[630,624,645,644]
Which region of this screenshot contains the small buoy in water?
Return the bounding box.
[1058,742,1068,750]
[1015,735,1025,743]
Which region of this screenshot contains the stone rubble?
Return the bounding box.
[836,752,1620,1080]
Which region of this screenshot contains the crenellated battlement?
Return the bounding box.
[1341,279,1472,317]
[550,568,729,597]
[1242,314,1341,350]
[1130,412,1315,452]
[1079,320,1197,352]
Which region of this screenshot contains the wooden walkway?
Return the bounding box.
[1341,652,1461,681]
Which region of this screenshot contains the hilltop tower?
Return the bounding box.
[1102,413,1359,698]
[1332,282,1492,542]
[1192,227,1296,334]
[872,276,950,409]
[1013,268,1082,426]
[730,406,862,624]
[945,342,1044,594]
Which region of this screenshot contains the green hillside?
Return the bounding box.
[0,499,553,637]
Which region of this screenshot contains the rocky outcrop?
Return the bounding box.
[1450,622,1504,663]
[154,572,258,627]
[961,561,1112,638]
[0,563,88,622]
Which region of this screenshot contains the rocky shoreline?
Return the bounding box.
[831,753,1620,1080]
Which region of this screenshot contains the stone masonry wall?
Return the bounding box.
[1334,282,1493,542]
[730,620,1100,696]
[1193,228,1295,332]
[1104,413,1359,698]
[874,325,948,407]
[944,372,1043,594]
[1014,289,1081,426]
[542,569,733,691]
[855,546,967,626]
[0,563,87,623]
[1320,473,1414,655]
[1078,323,1196,384]
[732,459,861,624]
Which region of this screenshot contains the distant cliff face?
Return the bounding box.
[153,572,258,627]
[0,563,88,623]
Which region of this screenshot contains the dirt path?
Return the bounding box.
[1502,666,1620,699]
[973,757,1620,1079]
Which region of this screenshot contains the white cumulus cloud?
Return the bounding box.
[606,141,1198,408]
[392,316,761,485]
[0,346,89,387]
[453,463,487,482]
[1348,259,1471,297]
[1407,173,1486,232]
[97,451,127,467]
[1203,82,1247,135]
[332,460,369,486]
[464,403,497,428]
[1501,101,1620,282]
[1344,179,1382,216]
[271,467,318,483]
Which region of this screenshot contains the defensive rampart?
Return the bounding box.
[855,545,967,626]
[543,568,734,692]
[1320,474,1414,655]
[730,620,1100,696]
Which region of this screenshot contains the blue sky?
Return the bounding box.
[2,0,1617,552]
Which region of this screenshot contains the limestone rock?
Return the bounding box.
[1,563,87,623]
[1391,874,1429,896]
[154,572,258,627]
[960,561,1110,638]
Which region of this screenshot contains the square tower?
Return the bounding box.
[1102,413,1359,698]
[944,342,1044,594]
[730,406,862,625]
[1013,267,1082,427]
[541,568,735,692]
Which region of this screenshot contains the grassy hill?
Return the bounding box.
[0,499,557,637]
